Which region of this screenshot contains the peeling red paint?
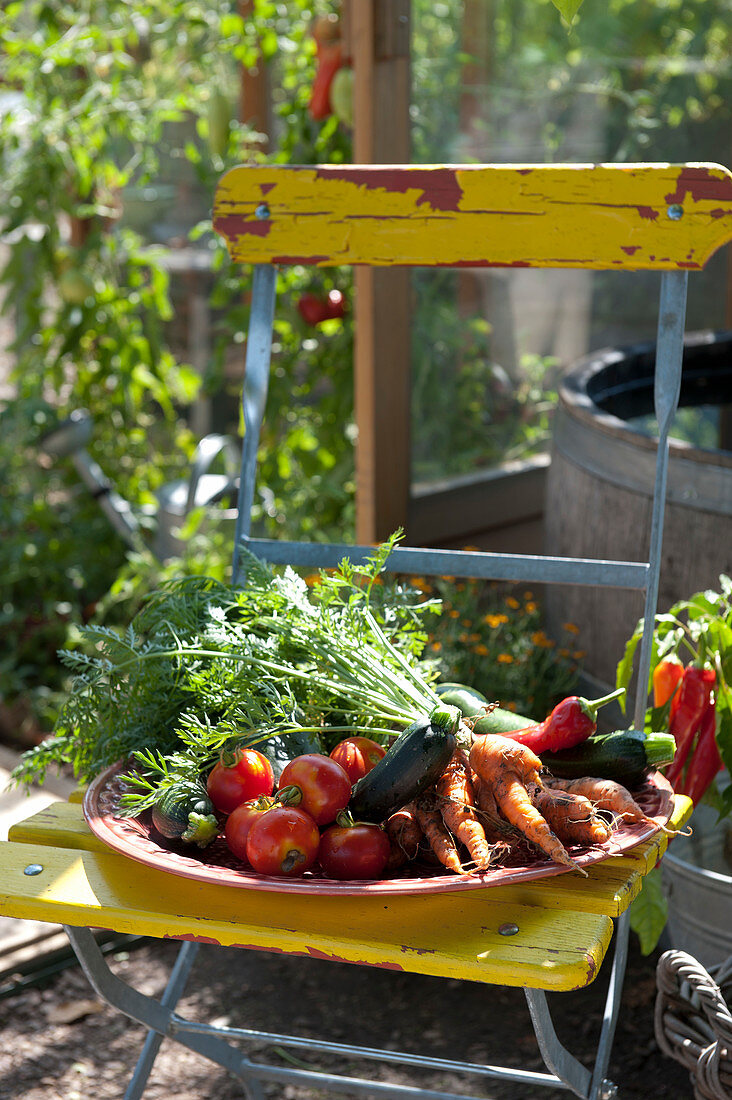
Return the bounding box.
[316,166,464,212]
[259,182,276,195]
[710,207,729,219]
[213,214,272,239]
[621,246,640,255]
[272,254,330,266]
[664,166,732,206]
[637,206,659,221]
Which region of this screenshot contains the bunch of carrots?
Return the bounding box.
[386,697,661,879]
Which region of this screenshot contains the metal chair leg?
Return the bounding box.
[63,927,267,1100]
[525,911,630,1100]
[123,941,200,1100]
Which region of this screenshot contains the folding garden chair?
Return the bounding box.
[2,160,731,1100]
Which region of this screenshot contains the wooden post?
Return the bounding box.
[238,0,270,150]
[343,0,412,544]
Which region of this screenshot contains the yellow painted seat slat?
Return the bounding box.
[6,795,691,921]
[213,163,732,271]
[0,839,611,991]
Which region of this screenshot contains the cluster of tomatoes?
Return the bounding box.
[205,736,389,880]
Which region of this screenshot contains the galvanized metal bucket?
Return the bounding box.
[661,792,732,969]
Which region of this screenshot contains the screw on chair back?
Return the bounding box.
[213,161,732,731]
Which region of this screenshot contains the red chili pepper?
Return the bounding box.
[652,654,684,708]
[309,16,343,121]
[679,699,722,803]
[508,687,625,754]
[664,665,716,790]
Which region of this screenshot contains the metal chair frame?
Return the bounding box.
[55,160,732,1098]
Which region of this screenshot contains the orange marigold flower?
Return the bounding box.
[484,613,508,628]
[303,574,320,587]
[430,641,442,652]
[572,650,586,660]
[559,648,571,658]
[473,644,489,656]
[497,653,514,664]
[506,596,520,609]
[563,622,580,635]
[525,601,537,613]
[449,609,460,619]
[531,631,552,648]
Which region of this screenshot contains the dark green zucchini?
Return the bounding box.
[540,729,676,787]
[348,704,459,824]
[151,780,219,848]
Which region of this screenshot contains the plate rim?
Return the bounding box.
[82,761,675,897]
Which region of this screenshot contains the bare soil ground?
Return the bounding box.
[3,931,692,1100]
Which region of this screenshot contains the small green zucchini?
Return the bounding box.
[540,729,676,787]
[348,704,459,824]
[151,780,220,848]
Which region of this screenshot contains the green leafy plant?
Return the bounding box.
[618,576,732,954]
[617,576,732,817]
[0,0,354,738]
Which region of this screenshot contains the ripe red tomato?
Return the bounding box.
[206,747,275,815]
[296,293,329,326]
[318,821,391,880]
[277,753,352,826]
[223,796,273,863]
[330,736,386,784]
[246,806,320,876]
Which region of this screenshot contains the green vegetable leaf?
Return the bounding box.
[550,0,585,27]
[615,620,644,712]
[629,867,668,955]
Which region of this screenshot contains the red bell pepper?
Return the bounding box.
[664,665,716,790]
[508,687,625,754]
[653,654,684,708]
[679,698,722,804]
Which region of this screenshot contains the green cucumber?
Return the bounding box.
[151,780,219,848]
[540,729,676,787]
[435,682,533,737]
[435,681,490,717]
[348,705,459,824]
[471,706,533,736]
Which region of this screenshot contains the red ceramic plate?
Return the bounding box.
[83,762,675,897]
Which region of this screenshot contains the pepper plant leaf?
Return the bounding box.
[629,866,668,955]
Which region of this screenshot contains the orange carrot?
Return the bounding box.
[490,773,583,870]
[546,777,659,829]
[436,748,495,871]
[532,786,612,847]
[470,734,543,788]
[415,793,465,875]
[385,802,422,866]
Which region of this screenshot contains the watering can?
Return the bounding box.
[39,409,240,561]
[153,432,239,560]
